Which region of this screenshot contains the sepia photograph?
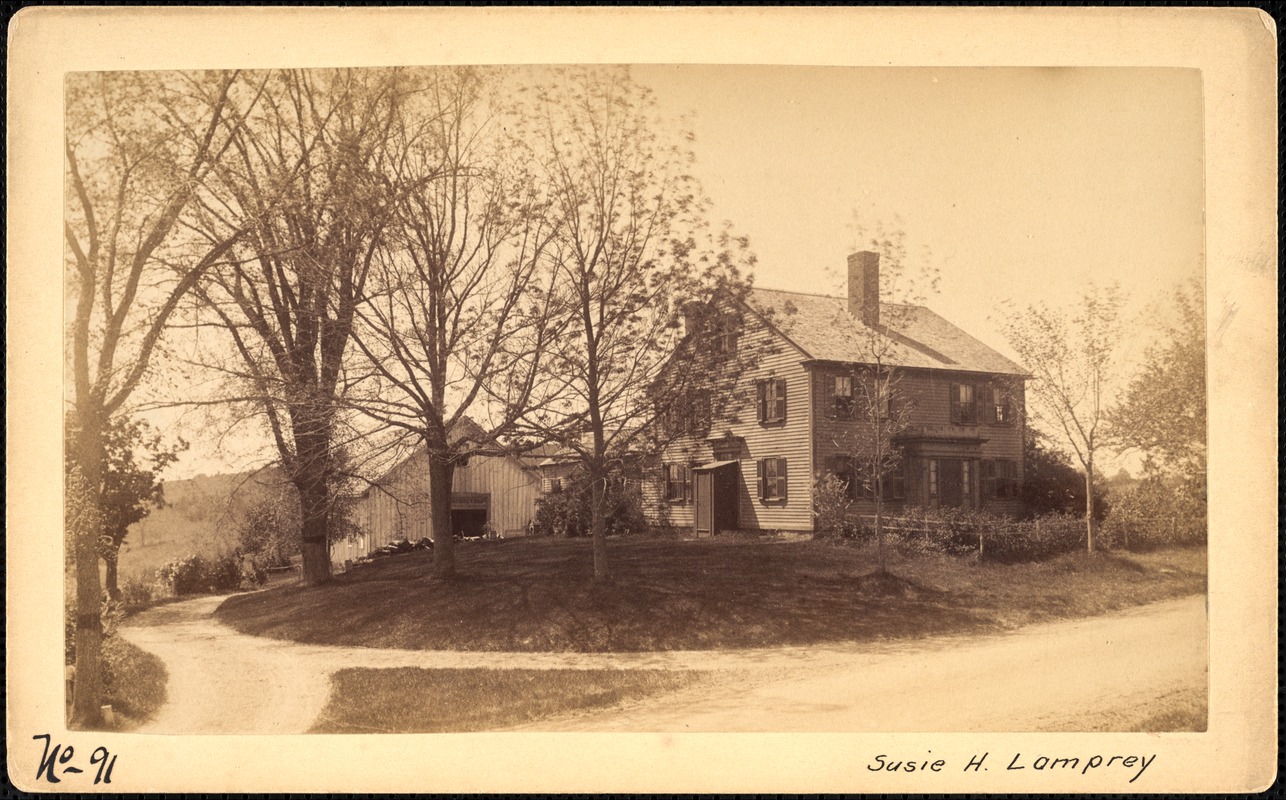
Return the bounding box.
[8,6,1277,794]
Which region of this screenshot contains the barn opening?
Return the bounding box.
[450,491,490,537]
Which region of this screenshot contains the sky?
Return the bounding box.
[634,65,1203,354]
[143,66,1205,479]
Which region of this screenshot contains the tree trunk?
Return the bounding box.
[69,416,105,729]
[874,490,887,574]
[299,498,331,586]
[291,414,334,586]
[1084,457,1096,554]
[429,455,456,579]
[104,549,120,601]
[590,474,609,581]
[294,468,332,587]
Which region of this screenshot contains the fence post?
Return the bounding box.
[978,531,984,558]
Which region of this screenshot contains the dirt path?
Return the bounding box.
[515,594,1208,732]
[120,593,1205,733]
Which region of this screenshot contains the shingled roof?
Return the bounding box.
[750,287,1027,376]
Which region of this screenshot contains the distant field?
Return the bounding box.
[112,469,287,583]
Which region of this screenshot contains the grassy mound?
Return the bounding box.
[215,537,1205,653]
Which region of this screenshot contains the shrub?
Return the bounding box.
[532,477,647,538]
[156,551,246,596]
[119,572,160,607]
[1101,477,1206,550]
[841,508,1086,563]
[812,474,860,539]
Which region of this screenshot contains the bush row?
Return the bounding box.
[817,508,1089,563]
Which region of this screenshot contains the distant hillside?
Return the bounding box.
[119,466,295,580]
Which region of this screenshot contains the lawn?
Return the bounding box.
[310,667,711,733]
[99,636,168,730]
[215,536,1206,652]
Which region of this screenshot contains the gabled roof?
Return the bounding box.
[751,287,1026,377]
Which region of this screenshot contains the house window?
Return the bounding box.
[874,379,895,419]
[986,385,1012,425]
[887,460,907,501]
[981,459,996,499]
[950,383,977,425]
[997,459,1018,497]
[757,378,788,424]
[928,459,939,499]
[758,457,788,502]
[962,459,974,504]
[664,463,692,504]
[551,478,563,492]
[714,329,739,355]
[832,375,854,418]
[981,458,1019,499]
[826,455,857,499]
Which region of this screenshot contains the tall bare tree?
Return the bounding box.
[818,225,934,573]
[999,283,1126,552]
[349,67,564,578]
[515,67,754,580]
[190,69,404,584]
[64,70,245,726]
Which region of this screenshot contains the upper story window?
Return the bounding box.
[662,389,712,438]
[832,375,854,418]
[950,382,977,425]
[757,378,787,424]
[985,384,1013,425]
[714,329,739,355]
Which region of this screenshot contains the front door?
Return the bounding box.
[694,470,714,536]
[939,458,964,508]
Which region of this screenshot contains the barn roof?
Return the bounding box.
[749,287,1027,377]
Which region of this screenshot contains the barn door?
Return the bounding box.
[695,470,714,536]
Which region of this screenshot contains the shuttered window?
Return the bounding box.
[997,459,1019,497]
[664,463,692,504]
[981,459,1019,499]
[757,457,788,502]
[826,455,857,499]
[756,378,788,424]
[888,461,907,500]
[832,375,854,418]
[950,383,977,425]
[982,384,1012,425]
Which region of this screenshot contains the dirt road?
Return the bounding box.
[520,594,1208,732]
[120,593,1205,733]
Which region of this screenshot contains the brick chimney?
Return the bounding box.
[847,251,880,326]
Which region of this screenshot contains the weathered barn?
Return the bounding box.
[335,443,546,564]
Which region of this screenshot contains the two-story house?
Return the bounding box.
[648,251,1028,535]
